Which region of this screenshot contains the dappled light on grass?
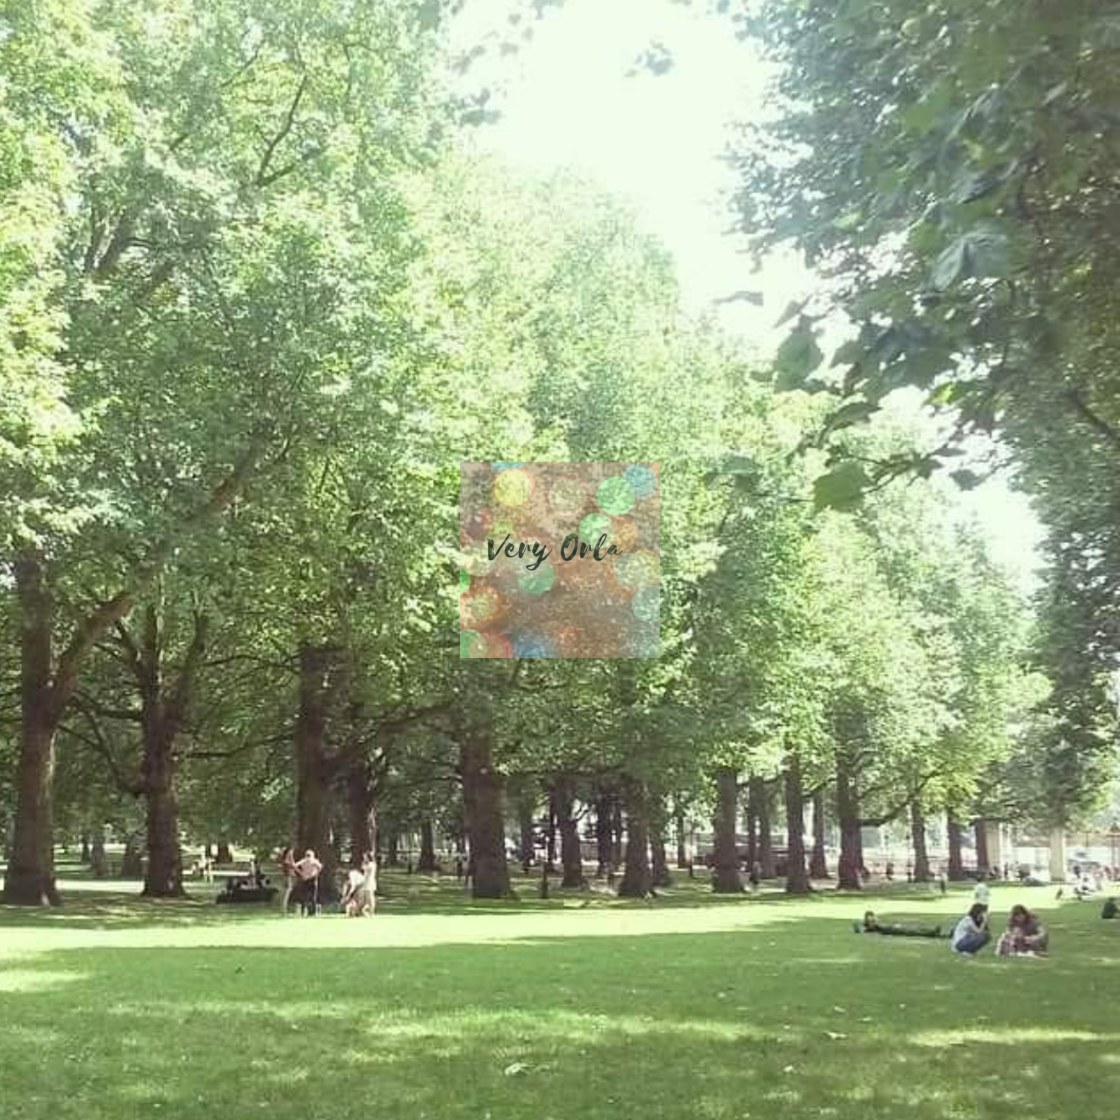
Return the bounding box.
[0,969,87,993]
[2,889,1119,1118]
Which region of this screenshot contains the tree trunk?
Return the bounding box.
[754,776,775,878]
[294,642,338,893]
[947,812,965,880]
[3,554,62,906]
[121,834,143,879]
[347,762,376,866]
[974,818,990,877]
[545,791,558,873]
[90,826,108,878]
[611,797,623,867]
[386,833,400,866]
[744,778,758,870]
[810,788,829,879]
[650,807,671,889]
[836,755,862,890]
[459,729,511,899]
[518,794,536,868]
[215,841,233,864]
[142,760,183,897]
[552,776,586,888]
[595,792,613,873]
[784,754,810,895]
[675,809,688,868]
[417,818,438,872]
[712,767,743,893]
[617,779,652,897]
[80,834,90,864]
[911,800,931,882]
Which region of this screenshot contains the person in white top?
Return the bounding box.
[951,903,991,955]
[974,879,991,906]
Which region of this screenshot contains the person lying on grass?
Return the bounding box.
[951,903,991,956]
[853,911,942,938]
[996,904,1049,956]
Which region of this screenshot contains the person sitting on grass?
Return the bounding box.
[951,902,991,956]
[341,866,368,917]
[1102,896,1118,920]
[996,904,1049,956]
[853,911,942,938]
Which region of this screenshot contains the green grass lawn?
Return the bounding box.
[2,870,1118,1120]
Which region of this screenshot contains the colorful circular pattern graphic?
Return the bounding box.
[493,468,533,507]
[597,475,636,515]
[578,512,612,546]
[615,549,659,590]
[548,478,587,517]
[624,464,658,498]
[512,633,555,658]
[632,586,660,622]
[519,563,556,595]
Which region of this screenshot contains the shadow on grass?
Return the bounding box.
[1,907,1118,1120]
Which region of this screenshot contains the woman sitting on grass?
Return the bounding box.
[854,911,942,938]
[950,903,991,956]
[996,904,1049,956]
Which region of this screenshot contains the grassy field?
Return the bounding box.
[1,868,1117,1120]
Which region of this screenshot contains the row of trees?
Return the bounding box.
[1,0,1113,906]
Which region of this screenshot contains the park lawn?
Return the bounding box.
[1,875,1118,1120]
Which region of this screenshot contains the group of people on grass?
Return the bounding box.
[856,902,1050,958]
[277,847,377,917]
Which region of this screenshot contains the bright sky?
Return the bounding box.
[449,0,1045,595]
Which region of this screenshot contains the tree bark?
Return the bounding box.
[611,796,623,867]
[294,642,338,892]
[674,808,688,868]
[744,778,758,870]
[417,818,438,872]
[617,778,652,897]
[784,754,810,895]
[3,554,62,905]
[712,767,743,893]
[120,834,143,879]
[836,755,862,890]
[386,833,400,866]
[517,792,536,867]
[810,788,830,879]
[911,799,931,881]
[545,790,558,873]
[947,812,965,880]
[650,798,671,888]
[754,776,775,878]
[80,834,90,864]
[215,841,233,864]
[346,761,376,866]
[552,776,586,888]
[594,791,613,873]
[974,818,990,877]
[459,728,511,899]
[91,826,108,878]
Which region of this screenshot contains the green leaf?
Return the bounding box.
[812,461,870,511]
[950,468,985,490]
[774,320,823,391]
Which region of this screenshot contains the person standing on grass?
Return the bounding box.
[278,846,296,915]
[951,903,991,956]
[361,851,377,916]
[937,867,948,895]
[293,848,323,915]
[749,861,761,894]
[974,878,991,907]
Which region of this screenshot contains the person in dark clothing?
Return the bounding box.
[854,910,942,938]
